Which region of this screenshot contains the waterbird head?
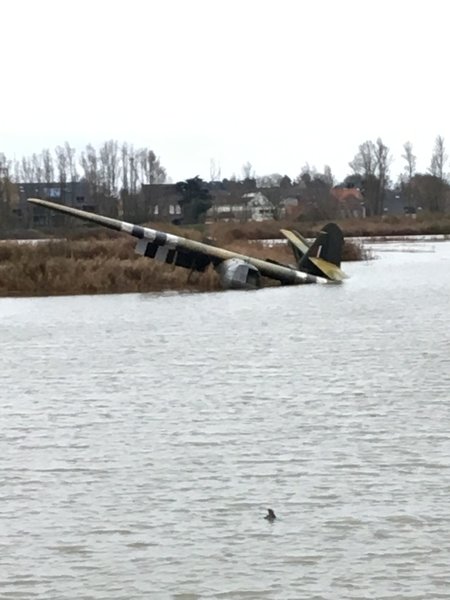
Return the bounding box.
[264,508,276,520]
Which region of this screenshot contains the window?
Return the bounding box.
[44,187,60,198]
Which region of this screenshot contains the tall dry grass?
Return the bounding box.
[0,238,220,296]
[0,229,366,297]
[5,210,447,297]
[209,214,450,241]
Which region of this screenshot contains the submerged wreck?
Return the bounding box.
[27,198,347,290]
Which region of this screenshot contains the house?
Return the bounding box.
[206,190,275,222]
[17,180,94,227]
[331,186,365,218]
[279,197,303,219]
[137,184,181,222]
[242,192,275,221]
[383,189,408,215]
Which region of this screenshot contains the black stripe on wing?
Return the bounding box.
[140,240,218,272]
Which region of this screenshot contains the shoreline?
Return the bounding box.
[0,234,366,298]
[2,213,450,242]
[2,215,448,298]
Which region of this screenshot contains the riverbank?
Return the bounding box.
[6,212,449,297]
[208,214,450,242]
[0,234,365,297]
[2,212,450,242]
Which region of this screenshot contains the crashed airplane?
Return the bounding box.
[27,198,347,290]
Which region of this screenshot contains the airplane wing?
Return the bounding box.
[27,198,329,288]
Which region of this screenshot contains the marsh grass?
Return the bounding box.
[0,238,220,296]
[209,214,450,241]
[0,228,367,297]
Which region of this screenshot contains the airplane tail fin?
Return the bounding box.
[282,223,347,281]
[280,228,309,265]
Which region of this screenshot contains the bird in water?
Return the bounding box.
[264,508,276,522]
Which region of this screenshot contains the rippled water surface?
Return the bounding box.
[1,242,450,599]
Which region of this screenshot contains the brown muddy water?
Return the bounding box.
[1,242,450,599]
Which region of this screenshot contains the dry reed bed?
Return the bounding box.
[0,234,366,297]
[0,239,219,296]
[209,214,450,241]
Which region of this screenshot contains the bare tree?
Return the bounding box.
[13,159,21,182]
[147,150,166,184]
[295,163,318,184]
[402,141,416,181]
[373,138,390,214]
[0,153,11,178]
[209,158,221,181]
[241,161,255,180]
[80,144,99,194]
[3,140,169,198]
[20,157,35,182]
[136,149,146,184]
[0,160,18,229]
[31,153,43,183]
[121,143,129,192]
[64,142,78,181]
[429,135,447,180]
[136,148,166,185]
[349,139,390,215]
[425,135,448,211]
[349,141,377,176]
[41,149,54,183]
[323,165,334,187]
[300,165,334,187]
[256,173,283,187]
[99,140,120,196]
[128,149,139,195]
[401,142,416,210]
[55,145,68,188]
[295,164,336,219]
[407,172,449,212]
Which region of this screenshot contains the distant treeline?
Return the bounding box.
[0,141,167,197]
[1,135,450,218]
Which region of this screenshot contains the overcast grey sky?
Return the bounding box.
[1,0,448,183]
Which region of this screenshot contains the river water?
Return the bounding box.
[1,242,450,599]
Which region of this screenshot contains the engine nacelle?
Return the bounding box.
[216,259,261,290]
